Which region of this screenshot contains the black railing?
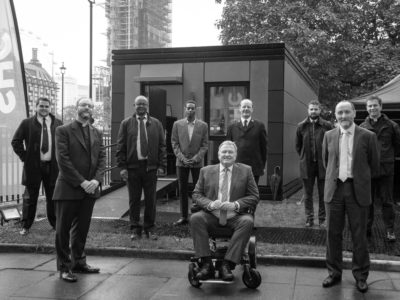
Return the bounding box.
[0,133,121,206]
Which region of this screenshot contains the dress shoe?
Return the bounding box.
[59,270,77,282]
[305,220,314,228]
[319,221,326,228]
[196,260,214,280]
[173,218,188,226]
[322,275,342,288]
[219,260,234,281]
[386,231,396,242]
[19,228,29,236]
[72,264,100,274]
[130,227,142,240]
[144,229,158,240]
[356,280,368,293]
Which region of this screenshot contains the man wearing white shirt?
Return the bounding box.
[190,141,259,281]
[12,97,63,235]
[322,101,379,293]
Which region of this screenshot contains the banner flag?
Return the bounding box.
[0,0,27,201]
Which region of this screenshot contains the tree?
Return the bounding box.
[216,0,400,107]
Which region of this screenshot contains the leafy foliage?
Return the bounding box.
[216,0,400,108]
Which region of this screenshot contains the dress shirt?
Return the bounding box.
[187,118,196,142]
[136,114,148,160]
[241,117,251,127]
[38,115,52,161]
[339,123,355,179]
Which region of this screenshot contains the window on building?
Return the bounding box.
[205,83,249,138]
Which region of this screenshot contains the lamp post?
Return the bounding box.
[60,62,66,122]
[88,0,95,98]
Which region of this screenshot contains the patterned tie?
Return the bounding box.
[339,131,349,181]
[41,117,49,154]
[244,119,248,129]
[219,168,229,226]
[139,116,148,157]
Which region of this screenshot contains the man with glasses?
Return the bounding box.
[171,99,208,226]
[12,97,63,235]
[53,98,106,282]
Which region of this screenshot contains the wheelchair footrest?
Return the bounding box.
[199,279,234,284]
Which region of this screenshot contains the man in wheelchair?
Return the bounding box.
[190,140,259,282]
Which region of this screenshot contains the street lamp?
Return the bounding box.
[60,62,66,122]
[88,0,95,98]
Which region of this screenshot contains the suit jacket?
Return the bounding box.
[192,163,259,214]
[53,121,106,200]
[171,118,208,168]
[295,117,333,179]
[226,119,268,176]
[11,114,63,187]
[322,125,379,207]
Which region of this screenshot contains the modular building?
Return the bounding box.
[111,43,318,199]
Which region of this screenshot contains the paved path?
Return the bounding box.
[0,253,399,299]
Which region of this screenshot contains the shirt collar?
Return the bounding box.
[309,117,318,123]
[136,114,147,120]
[219,164,233,173]
[241,117,251,125]
[340,123,355,135]
[186,118,196,124]
[37,114,50,123]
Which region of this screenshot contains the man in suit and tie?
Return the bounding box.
[171,99,208,226]
[53,98,106,282]
[322,101,379,293]
[190,140,259,281]
[116,95,167,240]
[227,99,267,185]
[12,97,63,235]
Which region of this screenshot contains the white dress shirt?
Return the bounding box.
[136,114,148,160]
[38,115,52,161]
[187,118,196,142]
[339,123,355,179]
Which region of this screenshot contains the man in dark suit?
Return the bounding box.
[11,97,62,235]
[53,98,106,283]
[116,95,167,240]
[190,140,259,282]
[296,100,333,228]
[322,101,379,293]
[227,99,267,185]
[171,99,208,226]
[360,95,400,242]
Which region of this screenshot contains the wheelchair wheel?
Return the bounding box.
[242,268,262,289]
[248,236,257,269]
[188,263,202,288]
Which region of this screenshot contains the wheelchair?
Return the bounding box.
[188,226,262,289]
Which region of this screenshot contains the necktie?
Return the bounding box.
[339,131,349,181]
[219,168,229,226]
[139,117,148,157]
[244,119,248,129]
[41,117,49,154]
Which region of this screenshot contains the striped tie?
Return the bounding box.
[219,168,229,226]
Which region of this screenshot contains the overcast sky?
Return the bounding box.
[13,0,223,84]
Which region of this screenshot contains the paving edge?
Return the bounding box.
[0,243,399,272]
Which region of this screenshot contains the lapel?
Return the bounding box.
[246,119,254,131]
[333,127,340,162]
[89,124,96,150]
[183,120,190,145]
[211,164,220,198]
[352,125,360,169]
[71,121,88,153]
[229,164,237,200]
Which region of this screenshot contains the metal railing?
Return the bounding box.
[0,133,120,206]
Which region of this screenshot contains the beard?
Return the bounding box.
[309,115,319,120]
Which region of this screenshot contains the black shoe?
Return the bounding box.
[305,220,314,228]
[367,229,372,238]
[144,229,158,240]
[59,270,77,282]
[195,259,214,280]
[322,275,342,288]
[356,280,368,293]
[130,227,142,240]
[173,218,188,226]
[219,260,234,281]
[72,264,100,274]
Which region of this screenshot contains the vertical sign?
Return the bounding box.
[0,0,27,201]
